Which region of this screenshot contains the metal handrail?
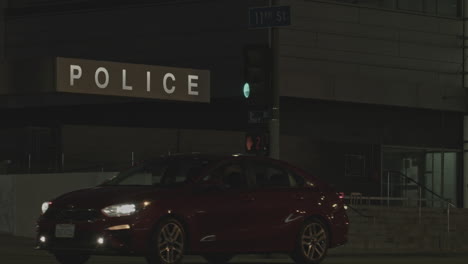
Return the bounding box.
[384,170,455,207]
[345,204,376,225]
[346,204,374,217]
[383,170,455,235]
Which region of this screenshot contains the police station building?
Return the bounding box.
[1,0,468,209]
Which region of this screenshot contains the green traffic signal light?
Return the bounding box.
[243,82,250,98]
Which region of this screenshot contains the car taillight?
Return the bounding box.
[338,192,345,200]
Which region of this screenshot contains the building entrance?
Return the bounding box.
[382,146,460,207]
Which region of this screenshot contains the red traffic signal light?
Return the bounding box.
[245,132,269,154]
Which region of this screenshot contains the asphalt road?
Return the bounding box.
[2,235,468,264]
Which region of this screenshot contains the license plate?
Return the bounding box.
[55,224,75,238]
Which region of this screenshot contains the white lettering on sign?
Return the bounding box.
[122,69,133,91]
[58,58,210,102]
[95,67,110,89]
[163,73,176,94]
[188,75,199,96]
[70,65,82,86]
[146,71,151,92]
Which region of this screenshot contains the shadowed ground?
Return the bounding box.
[1,235,468,264]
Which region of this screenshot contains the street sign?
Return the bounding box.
[249,6,291,28]
[248,110,270,124]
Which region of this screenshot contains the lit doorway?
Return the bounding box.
[382,146,460,207]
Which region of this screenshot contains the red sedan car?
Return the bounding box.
[36,154,348,264]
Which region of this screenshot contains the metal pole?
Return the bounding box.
[380,170,383,206]
[268,0,280,160]
[447,202,451,250]
[387,171,390,207]
[447,203,450,234]
[400,172,410,206]
[61,153,65,172]
[28,154,31,173]
[131,152,135,166]
[418,186,422,224]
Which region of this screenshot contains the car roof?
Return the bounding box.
[162,153,284,163]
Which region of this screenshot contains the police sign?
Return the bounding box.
[56,57,211,103]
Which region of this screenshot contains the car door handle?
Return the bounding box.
[293,194,305,200]
[240,195,255,202]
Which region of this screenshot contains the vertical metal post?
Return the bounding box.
[61,153,65,172]
[431,153,435,208]
[28,154,31,173]
[418,186,422,224]
[387,171,390,207]
[268,0,280,160]
[131,152,135,166]
[447,202,451,250]
[404,173,407,206]
[447,203,450,234]
[380,170,383,206]
[441,150,445,207]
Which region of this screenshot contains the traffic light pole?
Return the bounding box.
[269,0,280,160]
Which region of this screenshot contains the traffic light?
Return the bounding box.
[245,132,269,155]
[243,45,271,108]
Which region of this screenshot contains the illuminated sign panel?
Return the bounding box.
[56,57,210,103]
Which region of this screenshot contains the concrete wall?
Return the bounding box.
[0,174,13,234]
[280,0,465,112]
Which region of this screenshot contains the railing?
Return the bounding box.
[345,203,376,224]
[382,170,456,233]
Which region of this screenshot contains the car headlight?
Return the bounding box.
[101,203,137,217]
[41,202,51,214]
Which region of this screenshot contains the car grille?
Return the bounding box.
[44,208,101,222]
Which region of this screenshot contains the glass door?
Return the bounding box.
[383,147,459,207]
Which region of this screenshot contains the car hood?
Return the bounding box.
[51,185,172,209]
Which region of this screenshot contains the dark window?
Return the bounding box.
[104,157,213,187]
[345,154,366,178]
[203,161,249,190]
[249,162,299,188]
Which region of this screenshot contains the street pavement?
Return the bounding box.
[1,234,468,264]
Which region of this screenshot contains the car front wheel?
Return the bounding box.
[146,218,186,264]
[53,253,90,264]
[291,218,329,264]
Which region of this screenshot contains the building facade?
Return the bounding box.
[278,0,466,207]
[0,0,466,207]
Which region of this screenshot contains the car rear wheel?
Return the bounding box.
[53,253,90,264]
[291,218,329,264]
[202,253,233,264]
[146,218,186,264]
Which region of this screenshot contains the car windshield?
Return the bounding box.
[102,156,218,187]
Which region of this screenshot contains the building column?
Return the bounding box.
[0,0,6,61]
[464,117,468,208]
[463,1,468,208]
